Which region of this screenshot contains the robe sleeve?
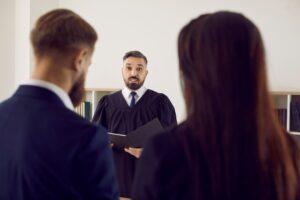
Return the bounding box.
[92,96,108,129]
[156,94,177,128]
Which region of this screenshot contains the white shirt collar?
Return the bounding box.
[23,79,74,110]
[122,86,147,106]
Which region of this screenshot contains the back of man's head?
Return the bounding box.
[31,9,98,59]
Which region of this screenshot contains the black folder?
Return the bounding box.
[108,118,164,149]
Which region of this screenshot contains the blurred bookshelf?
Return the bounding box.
[271,91,300,136]
[74,88,119,121]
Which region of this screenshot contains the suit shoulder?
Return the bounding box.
[49,106,104,134]
[0,98,12,111]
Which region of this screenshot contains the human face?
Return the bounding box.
[122,57,148,90]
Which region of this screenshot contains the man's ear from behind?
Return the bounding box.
[72,48,90,72]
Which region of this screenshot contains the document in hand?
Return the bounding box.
[108,118,164,149]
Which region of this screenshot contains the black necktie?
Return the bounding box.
[130,91,137,108]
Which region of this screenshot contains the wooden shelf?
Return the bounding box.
[74,88,120,120]
[271,91,300,95]
[271,92,300,134]
[290,131,300,135]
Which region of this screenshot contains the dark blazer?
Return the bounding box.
[0,85,119,200]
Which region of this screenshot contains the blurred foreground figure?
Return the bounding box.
[132,11,300,200]
[0,9,118,200]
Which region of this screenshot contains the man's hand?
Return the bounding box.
[124,147,143,158]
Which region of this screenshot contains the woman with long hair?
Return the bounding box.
[131,11,300,200]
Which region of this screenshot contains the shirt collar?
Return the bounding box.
[122,86,147,100]
[23,79,74,110]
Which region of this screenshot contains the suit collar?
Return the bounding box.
[14,85,67,108]
[23,80,74,110]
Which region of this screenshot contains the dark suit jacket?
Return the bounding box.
[0,85,119,200]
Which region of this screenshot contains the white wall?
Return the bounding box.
[30,0,60,73]
[0,0,59,101]
[1,0,299,121]
[0,0,15,101]
[15,0,30,89]
[59,0,300,122]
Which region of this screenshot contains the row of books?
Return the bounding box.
[274,101,300,132]
[74,101,92,121]
[290,101,300,131]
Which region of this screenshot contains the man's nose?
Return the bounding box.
[130,69,138,76]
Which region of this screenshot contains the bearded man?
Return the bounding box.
[0,9,118,200]
[92,50,177,198]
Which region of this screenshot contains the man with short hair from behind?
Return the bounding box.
[0,9,119,200]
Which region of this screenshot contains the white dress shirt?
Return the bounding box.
[23,79,74,110]
[122,86,147,106]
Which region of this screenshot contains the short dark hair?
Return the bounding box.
[31,9,98,58]
[123,51,148,64]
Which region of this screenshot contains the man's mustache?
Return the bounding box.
[129,76,139,81]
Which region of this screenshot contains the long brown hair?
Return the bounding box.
[178,11,299,200]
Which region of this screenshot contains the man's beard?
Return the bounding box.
[69,74,86,107]
[124,76,145,90]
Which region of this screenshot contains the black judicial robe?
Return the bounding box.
[92,89,177,197]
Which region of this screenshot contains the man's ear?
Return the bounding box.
[145,68,149,77]
[73,48,88,72]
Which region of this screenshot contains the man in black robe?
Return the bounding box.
[92,50,177,198]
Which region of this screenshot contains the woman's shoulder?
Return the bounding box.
[133,122,193,200]
[144,122,189,161]
[151,122,187,144]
